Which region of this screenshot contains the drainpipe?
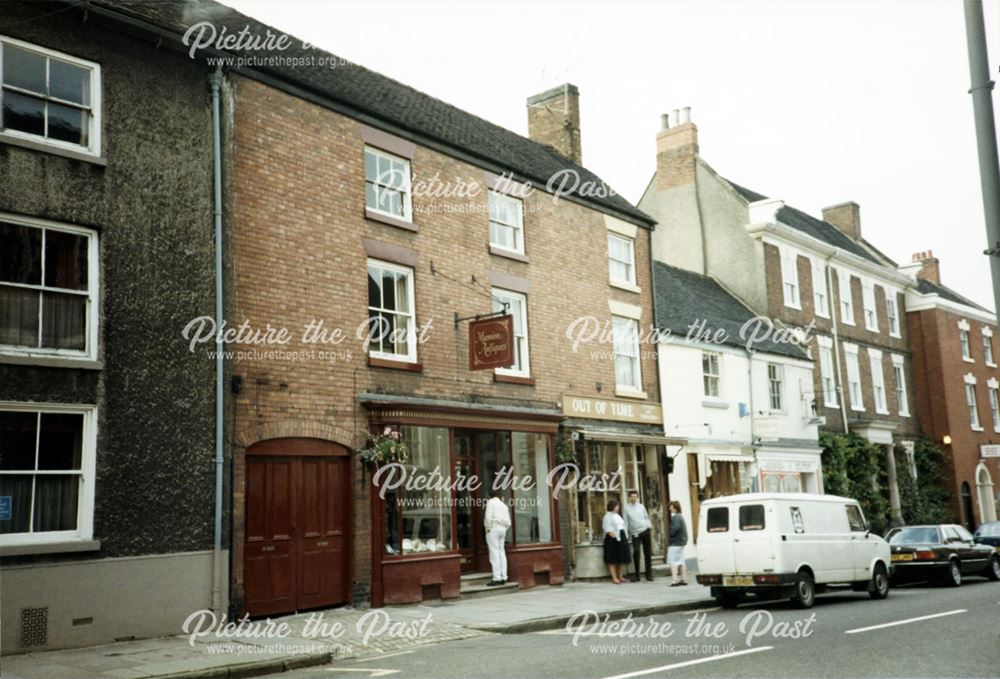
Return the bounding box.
[745,347,757,492]
[825,255,850,434]
[209,64,225,615]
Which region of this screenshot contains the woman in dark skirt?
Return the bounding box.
[602,499,631,584]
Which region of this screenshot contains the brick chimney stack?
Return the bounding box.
[655,107,698,191]
[526,83,582,165]
[822,202,862,241]
[910,250,941,284]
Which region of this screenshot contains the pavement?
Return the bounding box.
[1,564,711,679]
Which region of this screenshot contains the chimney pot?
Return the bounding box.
[681,106,691,124]
[661,113,670,130]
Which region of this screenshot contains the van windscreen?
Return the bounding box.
[706,507,729,532]
[739,505,765,531]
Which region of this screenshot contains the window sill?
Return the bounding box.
[365,207,418,232]
[0,352,103,370]
[0,539,101,557]
[972,425,985,432]
[609,279,641,294]
[850,406,866,412]
[889,333,902,339]
[367,356,422,372]
[0,132,106,166]
[899,411,911,418]
[875,409,890,416]
[823,401,839,409]
[702,399,729,409]
[986,362,997,368]
[784,303,802,311]
[963,357,975,364]
[488,245,529,263]
[615,387,648,400]
[494,373,536,386]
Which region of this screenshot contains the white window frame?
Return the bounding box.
[869,348,888,415]
[885,292,901,338]
[0,212,99,362]
[488,192,525,255]
[811,258,829,318]
[959,319,973,362]
[767,362,784,413]
[0,402,97,546]
[862,279,878,332]
[844,342,864,411]
[611,315,642,393]
[702,351,721,398]
[364,146,412,222]
[366,258,417,363]
[838,268,855,325]
[492,287,530,378]
[779,245,801,309]
[0,36,102,157]
[891,353,909,417]
[817,335,837,407]
[607,232,636,287]
[982,327,995,367]
[965,373,982,430]
[987,378,1000,433]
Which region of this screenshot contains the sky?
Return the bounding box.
[226,0,1000,311]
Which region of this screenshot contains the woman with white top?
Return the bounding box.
[602,499,631,584]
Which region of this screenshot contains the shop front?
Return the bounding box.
[360,394,565,606]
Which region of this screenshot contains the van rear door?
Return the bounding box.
[699,504,737,574]
[733,502,776,574]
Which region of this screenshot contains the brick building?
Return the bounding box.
[0,2,224,652]
[903,251,1000,530]
[639,110,919,526]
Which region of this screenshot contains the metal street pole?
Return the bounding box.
[964,0,1000,321]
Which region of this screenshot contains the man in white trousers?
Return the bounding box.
[483,490,511,586]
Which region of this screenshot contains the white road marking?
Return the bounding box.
[844,609,967,634]
[601,646,773,679]
[352,650,414,662]
[325,669,400,677]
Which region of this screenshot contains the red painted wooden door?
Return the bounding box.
[244,452,349,616]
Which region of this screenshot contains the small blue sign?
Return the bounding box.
[0,496,11,521]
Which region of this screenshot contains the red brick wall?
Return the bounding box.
[226,76,660,607]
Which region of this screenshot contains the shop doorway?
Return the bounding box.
[454,430,512,573]
[243,438,351,617]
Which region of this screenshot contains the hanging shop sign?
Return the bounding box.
[469,314,514,371]
[561,394,663,424]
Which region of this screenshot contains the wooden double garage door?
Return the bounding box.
[244,438,350,617]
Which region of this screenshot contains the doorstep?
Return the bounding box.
[459,572,520,600]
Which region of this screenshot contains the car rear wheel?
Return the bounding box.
[869,563,889,599]
[942,559,962,587]
[792,571,815,609]
[716,591,740,609]
[988,555,1000,582]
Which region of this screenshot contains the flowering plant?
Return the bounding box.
[359,427,409,465]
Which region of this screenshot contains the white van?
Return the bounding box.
[695,493,891,608]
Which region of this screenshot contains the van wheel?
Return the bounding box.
[987,555,1000,581]
[868,563,889,599]
[792,571,815,609]
[716,591,740,609]
[942,559,962,587]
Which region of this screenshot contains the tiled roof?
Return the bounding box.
[79,0,653,225]
[653,261,809,359]
[915,278,991,313]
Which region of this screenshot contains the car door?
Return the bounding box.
[733,502,776,574]
[699,504,738,574]
[954,524,990,574]
[846,504,875,581]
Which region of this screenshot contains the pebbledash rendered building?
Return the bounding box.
[0,0,688,652]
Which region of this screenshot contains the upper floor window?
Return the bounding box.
[869,349,888,414]
[492,288,530,377]
[862,280,878,332]
[983,328,995,366]
[611,316,641,392]
[844,343,864,411]
[607,233,636,286]
[960,326,972,362]
[767,363,783,412]
[838,268,855,325]
[892,354,909,417]
[811,259,829,317]
[488,192,524,255]
[0,216,97,359]
[886,294,900,337]
[779,246,800,309]
[965,375,981,430]
[366,258,416,362]
[988,379,1000,433]
[364,146,412,222]
[817,336,837,407]
[702,351,721,398]
[0,404,97,545]
[1,37,100,156]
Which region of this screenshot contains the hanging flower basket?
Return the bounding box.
[555,436,578,464]
[358,427,410,466]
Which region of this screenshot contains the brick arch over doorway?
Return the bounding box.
[235,435,354,617]
[235,419,356,450]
